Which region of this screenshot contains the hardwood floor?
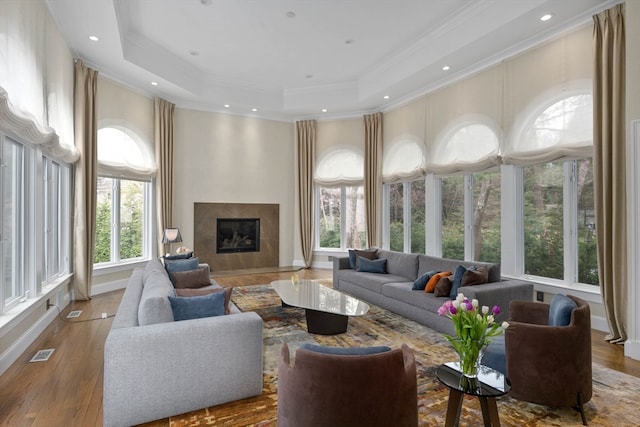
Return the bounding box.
[0,267,637,426]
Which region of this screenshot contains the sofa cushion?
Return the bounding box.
[139,260,175,325]
[425,271,452,293]
[357,257,387,274]
[377,249,419,280]
[168,291,226,321]
[170,266,211,289]
[165,257,200,274]
[449,264,468,298]
[548,294,577,326]
[434,276,453,297]
[412,270,438,291]
[381,282,447,313]
[349,248,378,269]
[461,266,489,286]
[336,269,405,294]
[175,286,233,315]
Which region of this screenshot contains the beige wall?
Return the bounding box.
[173,109,295,266]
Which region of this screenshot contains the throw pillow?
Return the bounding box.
[425,271,452,293]
[349,248,378,269]
[433,276,453,297]
[168,291,226,321]
[461,266,489,287]
[299,343,391,355]
[175,286,233,315]
[412,270,439,291]
[357,256,387,274]
[548,294,577,326]
[164,251,193,260]
[170,266,211,289]
[164,257,199,274]
[449,264,469,299]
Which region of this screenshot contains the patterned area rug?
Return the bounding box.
[161,284,640,427]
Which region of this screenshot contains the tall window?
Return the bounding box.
[385,179,425,253]
[472,171,501,263]
[95,127,152,266]
[42,157,70,284]
[317,185,365,250]
[2,137,25,309]
[441,175,464,259]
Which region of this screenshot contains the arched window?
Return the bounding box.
[429,120,501,175]
[95,127,154,266]
[382,138,425,184]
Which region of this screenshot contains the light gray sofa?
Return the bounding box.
[333,249,533,336]
[103,259,263,427]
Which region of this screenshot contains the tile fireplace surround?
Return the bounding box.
[194,202,279,271]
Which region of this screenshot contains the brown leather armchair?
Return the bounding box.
[505,295,592,425]
[277,343,418,427]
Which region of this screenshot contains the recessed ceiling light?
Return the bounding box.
[89,35,99,42]
[189,50,200,56]
[442,65,451,71]
[224,104,230,108]
[252,108,258,112]
[286,11,296,18]
[345,39,355,45]
[322,109,327,113]
[305,74,314,79]
[151,81,158,86]
[383,95,390,100]
[200,0,213,5]
[540,14,552,21]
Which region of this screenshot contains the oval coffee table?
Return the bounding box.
[271,279,370,335]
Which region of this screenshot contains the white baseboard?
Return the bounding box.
[292,259,333,270]
[0,306,62,377]
[90,278,128,296]
[625,340,640,361]
[590,315,609,333]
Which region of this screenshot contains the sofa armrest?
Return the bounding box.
[457,279,533,323]
[333,256,351,270]
[104,311,263,427]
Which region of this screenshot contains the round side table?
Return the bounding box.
[436,362,510,427]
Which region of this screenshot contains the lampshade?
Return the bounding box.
[162,228,183,244]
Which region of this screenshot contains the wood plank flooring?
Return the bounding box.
[0,268,637,426]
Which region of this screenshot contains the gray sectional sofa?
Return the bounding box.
[103,259,263,427]
[333,249,533,336]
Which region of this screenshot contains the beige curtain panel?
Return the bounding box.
[72,60,98,300]
[593,3,627,343]
[364,113,382,247]
[296,120,316,268]
[154,97,176,256]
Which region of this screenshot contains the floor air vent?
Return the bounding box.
[30,348,55,363]
[66,310,82,318]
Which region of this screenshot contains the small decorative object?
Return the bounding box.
[438,293,509,378]
[176,246,191,254]
[291,274,299,285]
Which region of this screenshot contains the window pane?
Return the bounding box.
[3,139,24,305]
[523,162,563,279]
[410,180,425,254]
[43,158,61,281]
[344,186,365,249]
[388,183,404,251]
[319,187,341,249]
[473,171,501,263]
[119,180,144,260]
[577,159,598,286]
[442,175,464,260]
[95,177,113,263]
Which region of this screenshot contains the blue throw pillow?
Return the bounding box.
[548,294,577,326]
[165,257,199,274]
[413,270,439,290]
[357,256,387,273]
[300,343,391,355]
[449,264,469,299]
[348,249,357,269]
[168,291,225,321]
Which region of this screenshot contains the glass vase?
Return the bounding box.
[455,339,486,378]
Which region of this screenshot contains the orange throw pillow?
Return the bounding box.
[425,271,452,293]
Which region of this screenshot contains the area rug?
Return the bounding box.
[159,284,640,427]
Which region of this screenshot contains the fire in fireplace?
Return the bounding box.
[216,218,260,253]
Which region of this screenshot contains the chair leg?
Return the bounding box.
[572,392,587,426]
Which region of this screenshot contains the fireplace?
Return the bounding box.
[217,218,260,253]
